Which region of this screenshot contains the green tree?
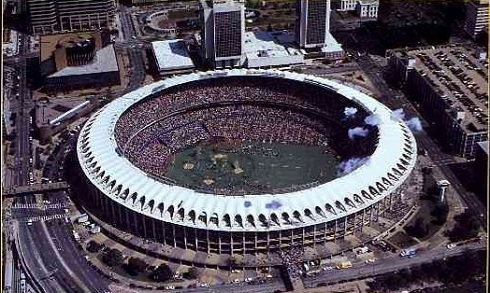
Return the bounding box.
[125,257,147,275]
[86,240,102,253]
[150,264,173,282]
[187,267,200,279]
[101,248,123,267]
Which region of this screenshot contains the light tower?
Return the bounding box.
[436,179,451,202]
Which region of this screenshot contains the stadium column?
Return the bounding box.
[313,225,316,248]
[206,230,210,253]
[162,221,166,246]
[184,227,188,250]
[333,220,338,243]
[323,222,328,244]
[302,227,305,246]
[110,200,116,224]
[361,209,366,232]
[254,233,257,252]
[343,217,348,236]
[369,206,374,224]
[125,207,131,231]
[231,233,234,255]
[266,232,270,255]
[118,204,123,227]
[195,230,198,251]
[242,233,246,254]
[143,216,147,239]
[218,234,222,254]
[172,225,177,247]
[151,218,156,240]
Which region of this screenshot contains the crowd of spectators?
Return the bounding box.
[113,77,376,185]
[280,245,305,280]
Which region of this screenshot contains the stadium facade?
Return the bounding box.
[76,69,417,258]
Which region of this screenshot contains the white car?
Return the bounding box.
[446,243,456,249]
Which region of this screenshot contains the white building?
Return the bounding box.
[296,0,331,48]
[339,0,356,11]
[243,31,304,68]
[355,0,379,19]
[338,0,379,19]
[151,40,195,76]
[199,0,245,69]
[464,0,489,39]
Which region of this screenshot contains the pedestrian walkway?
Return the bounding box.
[27,214,66,222]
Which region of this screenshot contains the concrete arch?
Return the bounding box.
[147,199,155,212]
[210,213,219,226]
[282,212,291,224]
[258,214,268,226]
[392,167,402,176]
[345,197,356,208]
[177,208,185,221]
[188,210,196,223]
[397,163,407,171]
[376,182,386,192]
[369,185,379,196]
[361,190,372,199]
[223,214,231,227]
[120,188,129,199]
[246,214,255,227]
[304,208,314,220]
[167,205,175,219]
[382,177,392,186]
[315,206,325,217]
[325,204,336,215]
[199,212,207,224]
[138,196,146,209]
[293,210,303,222]
[114,184,122,196]
[270,213,280,225]
[234,215,243,227]
[353,194,364,204]
[387,172,399,181]
[335,201,346,211]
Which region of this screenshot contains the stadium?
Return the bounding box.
[75,69,417,260]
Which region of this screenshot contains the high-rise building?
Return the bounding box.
[27,0,115,35]
[27,0,58,35]
[464,0,489,39]
[199,0,245,69]
[296,0,331,48]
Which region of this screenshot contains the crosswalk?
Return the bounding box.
[12,203,67,210]
[26,214,67,223]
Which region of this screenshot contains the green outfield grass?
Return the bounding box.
[165,139,339,195]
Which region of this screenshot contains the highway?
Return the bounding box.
[303,241,486,288]
[355,55,487,229]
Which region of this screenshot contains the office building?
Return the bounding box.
[151,40,195,76]
[27,0,115,35]
[338,0,378,19]
[296,0,331,48]
[199,0,245,69]
[40,31,120,93]
[464,0,489,39]
[388,45,488,158]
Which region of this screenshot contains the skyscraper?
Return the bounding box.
[464,0,489,39]
[27,0,115,35]
[200,0,245,69]
[296,0,331,48]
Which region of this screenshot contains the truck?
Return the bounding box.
[335,261,352,270]
[90,226,101,234]
[400,247,417,257]
[77,214,89,224]
[72,230,80,241]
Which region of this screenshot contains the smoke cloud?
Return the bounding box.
[391,108,405,120]
[265,200,282,210]
[348,127,369,140]
[344,107,358,118]
[337,157,370,177]
[405,117,423,132]
[364,114,380,126]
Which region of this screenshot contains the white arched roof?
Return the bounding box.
[77,69,417,232]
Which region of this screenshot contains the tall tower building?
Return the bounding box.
[27,0,115,35]
[296,0,331,48]
[27,0,58,35]
[200,0,245,69]
[464,0,489,39]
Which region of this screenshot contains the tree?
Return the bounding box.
[101,248,123,267]
[150,264,173,282]
[125,257,147,275]
[406,218,428,238]
[187,267,199,279]
[86,240,102,253]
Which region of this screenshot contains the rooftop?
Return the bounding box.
[151,40,195,71]
[40,31,98,62]
[396,44,488,132]
[47,44,119,77]
[477,141,488,155]
[243,30,301,59]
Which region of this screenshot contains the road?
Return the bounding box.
[303,241,486,288]
[355,55,487,229]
